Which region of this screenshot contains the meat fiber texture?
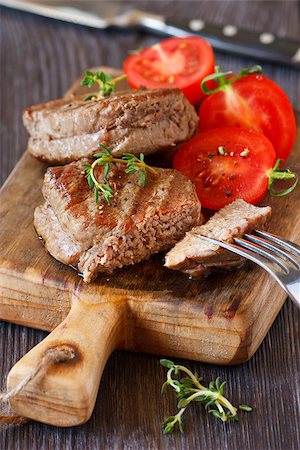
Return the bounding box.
[23,88,199,164]
[34,160,201,282]
[165,199,271,275]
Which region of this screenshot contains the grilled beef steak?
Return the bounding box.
[34,160,201,282]
[165,199,271,275]
[24,88,198,164]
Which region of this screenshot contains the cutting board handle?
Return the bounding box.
[7,295,125,426]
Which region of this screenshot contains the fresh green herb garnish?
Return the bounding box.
[201,65,262,95]
[239,404,253,412]
[83,144,157,204]
[122,152,150,187]
[160,359,252,433]
[267,159,298,197]
[80,71,127,101]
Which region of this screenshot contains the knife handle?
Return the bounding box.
[7,295,126,426]
[142,18,300,69]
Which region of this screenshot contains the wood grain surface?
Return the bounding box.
[1,126,299,426]
[1,1,300,449]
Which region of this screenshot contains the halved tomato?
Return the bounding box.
[123,36,215,104]
[173,128,297,210]
[199,69,296,160]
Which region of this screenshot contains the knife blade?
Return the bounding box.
[1,0,299,69]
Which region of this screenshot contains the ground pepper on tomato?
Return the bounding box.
[173,127,298,210]
[198,66,296,161]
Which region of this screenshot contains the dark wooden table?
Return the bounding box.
[0,1,299,449]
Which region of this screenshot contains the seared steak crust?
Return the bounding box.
[24,88,198,163]
[165,199,271,275]
[34,160,201,281]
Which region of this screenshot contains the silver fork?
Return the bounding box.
[199,230,300,309]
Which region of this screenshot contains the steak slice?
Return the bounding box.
[34,160,201,282]
[24,88,198,164]
[165,199,271,276]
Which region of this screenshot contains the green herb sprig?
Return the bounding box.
[83,144,157,204]
[80,71,127,101]
[267,159,298,197]
[160,359,252,433]
[201,65,262,95]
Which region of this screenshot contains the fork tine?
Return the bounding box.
[196,235,287,275]
[254,230,300,256]
[243,234,300,269]
[234,237,290,273]
[195,233,300,310]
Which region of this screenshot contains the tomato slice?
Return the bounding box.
[173,128,276,210]
[123,37,215,104]
[199,74,296,160]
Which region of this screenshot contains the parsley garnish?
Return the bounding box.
[83,144,157,204]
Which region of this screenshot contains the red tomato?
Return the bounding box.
[123,36,215,104]
[173,128,277,210]
[199,74,296,160]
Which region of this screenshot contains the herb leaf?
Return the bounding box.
[100,183,114,204]
[140,171,146,187]
[239,405,253,412]
[160,359,175,369]
[80,71,128,101]
[103,163,110,179]
[83,144,157,204]
[160,360,252,433]
[94,186,99,203]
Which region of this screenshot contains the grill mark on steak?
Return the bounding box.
[46,165,91,215]
[35,159,202,281]
[123,172,170,228]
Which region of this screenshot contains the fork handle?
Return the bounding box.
[284,283,300,310]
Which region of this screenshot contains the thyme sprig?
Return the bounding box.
[80,71,127,101]
[268,159,298,197]
[160,359,252,433]
[201,65,262,95]
[83,144,157,204]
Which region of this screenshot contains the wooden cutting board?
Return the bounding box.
[0,72,299,370]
